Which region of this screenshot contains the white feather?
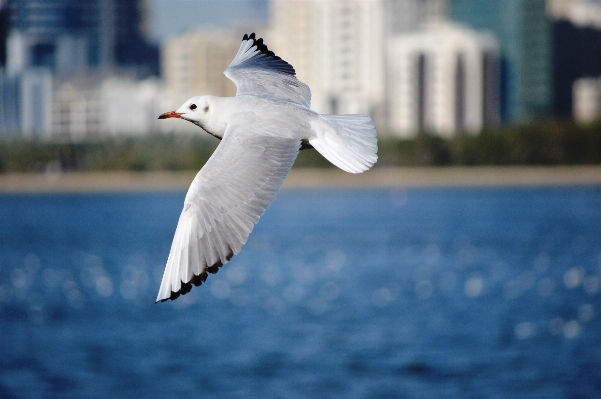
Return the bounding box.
[309,114,378,174]
[156,33,378,302]
[156,125,300,302]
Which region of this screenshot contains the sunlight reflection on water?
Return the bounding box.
[0,188,600,398]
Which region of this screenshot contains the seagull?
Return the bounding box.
[156,33,377,302]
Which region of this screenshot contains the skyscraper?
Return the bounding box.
[268,0,501,135]
[161,28,238,100]
[6,0,158,75]
[388,21,499,137]
[268,0,386,122]
[548,0,601,118]
[1,0,158,137]
[449,0,552,122]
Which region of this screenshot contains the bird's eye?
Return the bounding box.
[204,106,209,112]
[189,104,197,110]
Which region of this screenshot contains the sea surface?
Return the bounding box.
[0,187,600,398]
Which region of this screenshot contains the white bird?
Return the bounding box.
[156,33,377,302]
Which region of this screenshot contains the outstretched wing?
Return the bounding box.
[156,123,301,302]
[224,33,311,108]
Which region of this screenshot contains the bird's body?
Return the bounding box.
[156,33,377,302]
[183,95,316,141]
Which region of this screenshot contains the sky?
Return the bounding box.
[149,0,269,41]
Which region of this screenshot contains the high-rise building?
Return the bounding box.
[0,0,159,138]
[52,75,162,139]
[6,0,158,75]
[161,28,238,101]
[449,0,552,123]
[268,0,386,123]
[388,21,499,137]
[269,0,499,135]
[548,0,601,118]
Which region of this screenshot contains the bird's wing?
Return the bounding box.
[224,33,311,108]
[156,122,301,302]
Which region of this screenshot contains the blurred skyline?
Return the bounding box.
[0,0,600,140]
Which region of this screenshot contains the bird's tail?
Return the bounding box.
[309,114,378,173]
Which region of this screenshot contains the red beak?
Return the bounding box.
[158,111,182,119]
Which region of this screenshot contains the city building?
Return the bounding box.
[387,21,499,137]
[449,0,552,123]
[161,28,238,102]
[5,0,158,74]
[268,0,502,135]
[0,0,159,138]
[268,0,386,124]
[548,0,601,118]
[52,75,163,139]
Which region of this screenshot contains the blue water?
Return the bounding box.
[1,187,600,398]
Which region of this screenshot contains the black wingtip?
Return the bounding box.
[155,255,232,303]
[240,32,296,76]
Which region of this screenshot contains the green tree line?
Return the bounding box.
[1,119,600,173]
[377,119,601,167]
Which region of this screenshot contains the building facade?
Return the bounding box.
[0,0,159,138]
[52,75,163,139]
[388,22,499,137]
[161,28,238,101]
[268,0,386,123]
[6,0,158,74]
[449,0,552,123]
[548,0,601,118]
[268,0,502,136]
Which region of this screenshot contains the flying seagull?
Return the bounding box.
[156,33,377,302]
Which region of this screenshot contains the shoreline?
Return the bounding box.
[0,166,600,193]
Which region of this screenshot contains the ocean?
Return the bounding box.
[0,187,600,398]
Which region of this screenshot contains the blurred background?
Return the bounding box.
[1,1,601,398]
[0,0,599,169]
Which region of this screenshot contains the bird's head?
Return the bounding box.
[158,95,214,131]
